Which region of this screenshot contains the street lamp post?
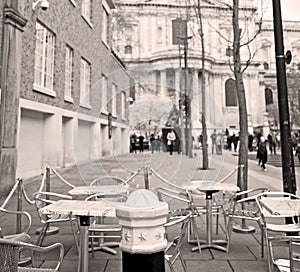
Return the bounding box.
[272,0,296,194]
[183,37,193,158]
[178,34,193,158]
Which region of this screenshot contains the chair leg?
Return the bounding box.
[69,217,80,254]
[226,216,234,253]
[190,216,201,253]
[259,224,264,258]
[36,223,49,246]
[215,207,219,235]
[265,233,274,272]
[179,253,188,272]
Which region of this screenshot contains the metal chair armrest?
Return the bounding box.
[0,207,32,234]
[0,238,64,271]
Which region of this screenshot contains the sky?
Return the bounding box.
[263,0,300,21]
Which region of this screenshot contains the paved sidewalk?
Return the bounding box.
[2,150,299,271]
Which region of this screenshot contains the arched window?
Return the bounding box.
[265,88,273,105]
[157,27,162,44]
[263,62,269,70]
[125,45,132,54]
[225,78,237,107]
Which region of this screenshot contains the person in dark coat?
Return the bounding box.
[130,133,137,153]
[138,135,145,153]
[258,136,268,171]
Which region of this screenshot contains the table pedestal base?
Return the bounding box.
[232,224,256,234]
[89,241,119,255]
[191,239,227,252]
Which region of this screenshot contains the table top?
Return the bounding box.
[40,199,123,217]
[68,185,128,196]
[186,180,240,193]
[259,198,300,216]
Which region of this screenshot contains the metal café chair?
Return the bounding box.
[164,210,191,272]
[155,186,202,252]
[33,191,79,251]
[267,235,300,272]
[225,187,269,257]
[0,237,64,271]
[256,191,300,272]
[85,191,124,256]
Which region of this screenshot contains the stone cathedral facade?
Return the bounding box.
[112,0,300,139]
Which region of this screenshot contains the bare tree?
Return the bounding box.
[232,0,262,190]
[191,0,209,169]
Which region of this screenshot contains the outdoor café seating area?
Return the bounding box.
[0,163,299,272]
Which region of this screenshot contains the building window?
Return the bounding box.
[172,18,187,45]
[225,78,237,107]
[64,45,73,102]
[166,68,175,96]
[265,88,273,105]
[263,62,269,70]
[101,74,108,113]
[155,71,161,95]
[121,91,126,120]
[102,6,109,45]
[82,0,92,23]
[157,27,163,44]
[34,22,55,96]
[80,58,91,107]
[111,83,117,117]
[125,45,132,54]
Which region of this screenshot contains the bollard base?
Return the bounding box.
[232,224,256,234]
[122,251,165,272]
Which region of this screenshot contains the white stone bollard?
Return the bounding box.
[116,189,169,272]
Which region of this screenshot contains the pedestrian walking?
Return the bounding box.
[258,136,268,171]
[248,133,254,152]
[216,131,223,155]
[130,133,137,153]
[150,134,155,154]
[295,142,300,163]
[231,133,239,152]
[267,133,273,154]
[210,129,217,154]
[167,129,176,155]
[138,134,145,153]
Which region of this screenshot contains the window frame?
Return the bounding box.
[80,58,91,108]
[225,78,238,107]
[33,21,56,97]
[102,5,109,47]
[82,0,93,27]
[111,82,117,117]
[121,91,126,120]
[64,45,74,103]
[101,74,108,114]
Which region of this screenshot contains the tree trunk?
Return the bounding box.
[232,0,248,191]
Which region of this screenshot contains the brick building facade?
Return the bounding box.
[0,0,132,192]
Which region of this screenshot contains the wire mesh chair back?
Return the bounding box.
[0,238,64,272]
[0,241,19,271]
